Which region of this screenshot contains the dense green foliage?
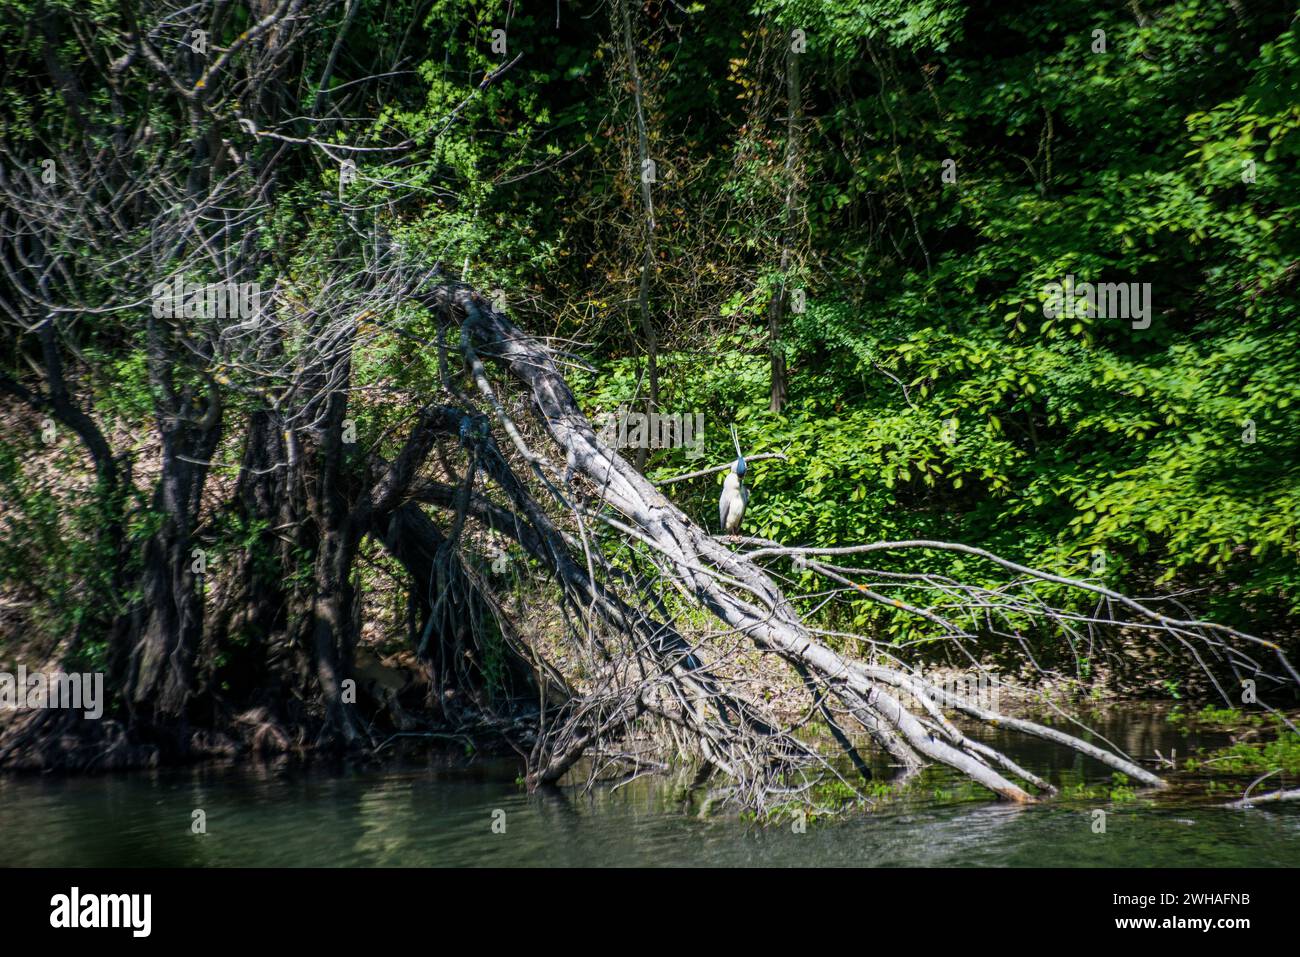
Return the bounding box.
[3,0,1298,668]
[558,0,1300,642]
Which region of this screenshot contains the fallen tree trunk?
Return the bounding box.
[6,275,1292,807]
[432,287,1036,802]
[389,282,1300,810]
[1223,788,1300,809]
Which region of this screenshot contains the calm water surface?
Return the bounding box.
[2,705,1297,866]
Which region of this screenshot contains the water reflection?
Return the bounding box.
[0,705,1296,867]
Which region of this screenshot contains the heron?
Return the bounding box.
[719,425,750,537]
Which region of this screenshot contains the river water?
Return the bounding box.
[2,705,1297,866]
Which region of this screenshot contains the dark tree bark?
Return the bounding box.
[118,330,223,721]
[207,411,292,699]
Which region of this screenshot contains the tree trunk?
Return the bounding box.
[115,333,223,725]
[207,410,291,699]
[769,35,801,414]
[418,285,1238,807]
[618,0,660,470]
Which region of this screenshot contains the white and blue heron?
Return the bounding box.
[719,425,750,536]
